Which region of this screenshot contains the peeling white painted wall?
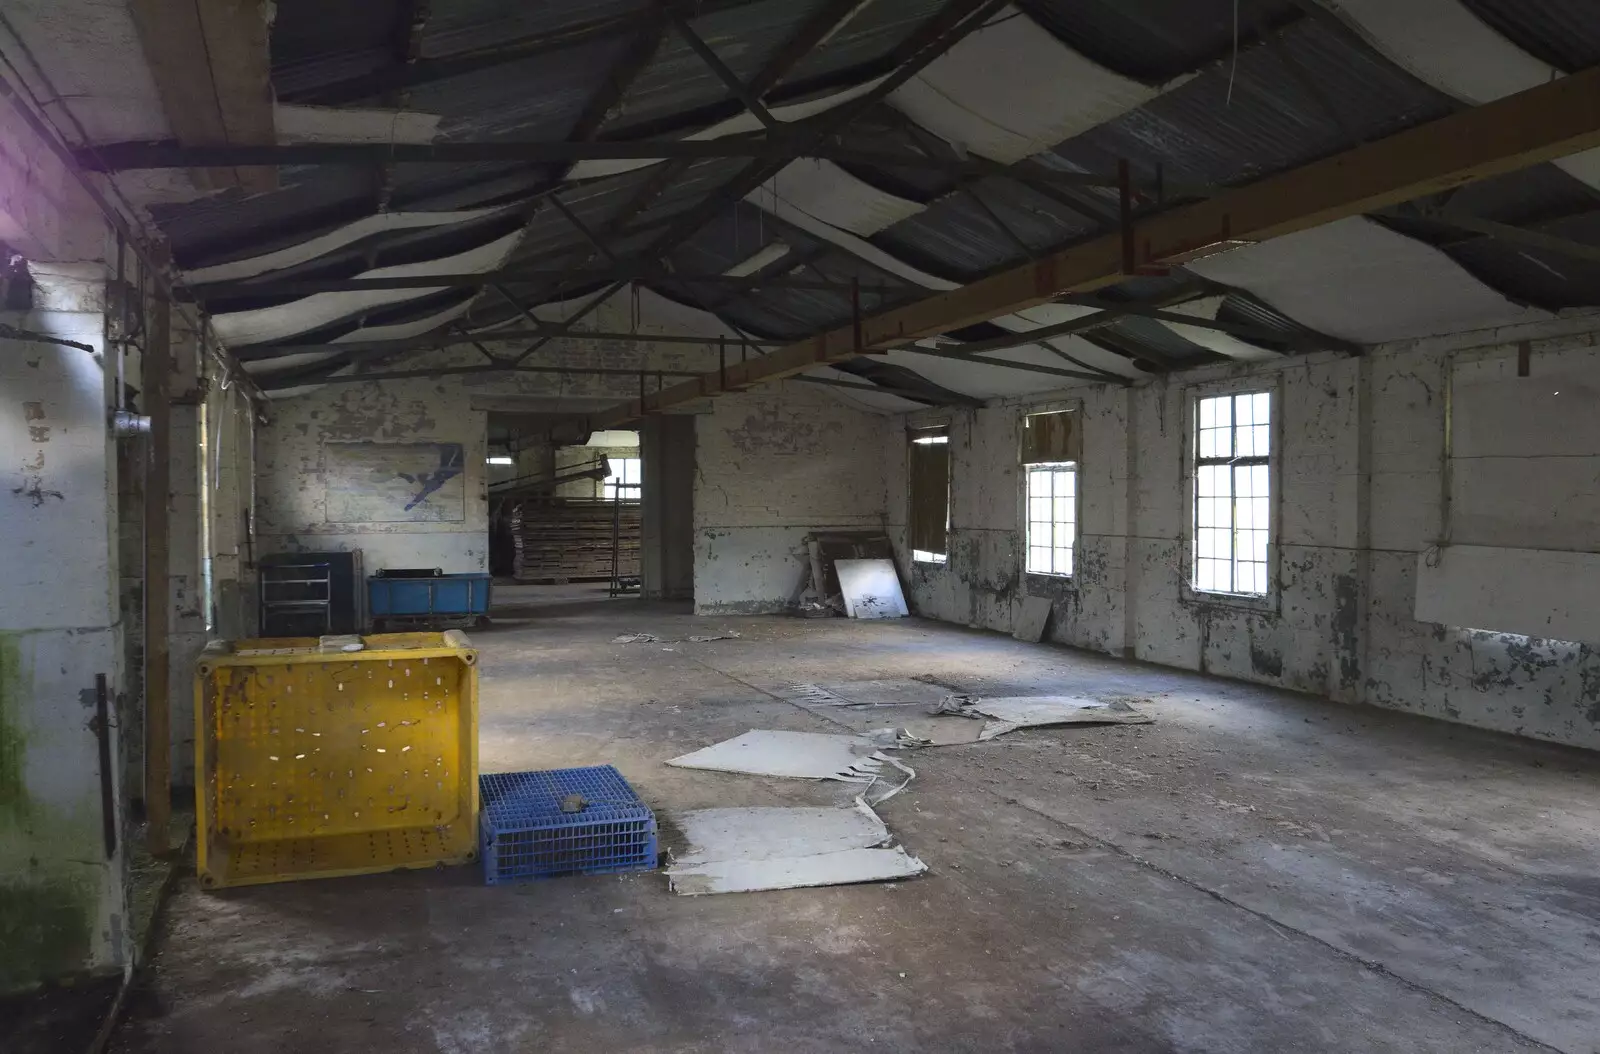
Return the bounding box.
[257,338,721,579]
[885,316,1600,751]
[0,259,134,991]
[694,382,890,615]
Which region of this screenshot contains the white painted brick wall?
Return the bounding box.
[694,381,890,614]
[887,315,1600,751]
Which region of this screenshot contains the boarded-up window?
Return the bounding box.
[1020,409,1079,464]
[909,427,949,562]
[1022,410,1078,576]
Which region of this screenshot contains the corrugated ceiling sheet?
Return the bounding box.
[1438,164,1600,225]
[1049,19,1453,191]
[152,169,379,267]
[1018,0,1302,82]
[271,0,403,97]
[1462,0,1600,71]
[418,40,624,140]
[877,191,1081,278]
[780,0,948,87]
[1441,211,1600,310]
[421,0,646,58]
[604,0,836,135]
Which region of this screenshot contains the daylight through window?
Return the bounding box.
[1021,409,1078,577]
[603,457,642,502]
[1194,391,1271,595]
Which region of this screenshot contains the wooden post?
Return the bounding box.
[143,291,172,855]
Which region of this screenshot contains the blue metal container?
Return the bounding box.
[367,572,492,621]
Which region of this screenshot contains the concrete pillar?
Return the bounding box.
[641,415,695,601]
[0,260,132,992]
[165,321,206,789]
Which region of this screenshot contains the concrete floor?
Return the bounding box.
[114,585,1600,1053]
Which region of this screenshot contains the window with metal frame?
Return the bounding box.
[909,427,949,563]
[1022,409,1079,577]
[603,457,641,502]
[1193,391,1271,595]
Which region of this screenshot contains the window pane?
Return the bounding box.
[1252,391,1271,428]
[1028,469,1051,497]
[1055,548,1073,576]
[1028,547,1050,573]
[1197,464,1229,498]
[1029,497,1050,521]
[1200,396,1229,429]
[1235,392,1255,426]
[1057,469,1075,496]
[1251,424,1270,458]
[1052,496,1071,523]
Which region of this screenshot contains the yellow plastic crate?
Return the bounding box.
[194,630,479,888]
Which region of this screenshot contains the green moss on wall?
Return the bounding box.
[0,874,96,993]
[0,633,29,825]
[0,633,107,993]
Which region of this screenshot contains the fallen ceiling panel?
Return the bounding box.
[1186,216,1553,343]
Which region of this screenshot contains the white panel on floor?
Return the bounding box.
[1415,545,1600,643]
[888,5,1180,164]
[1186,217,1552,343]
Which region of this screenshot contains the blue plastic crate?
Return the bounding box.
[479,766,657,884]
[369,573,491,618]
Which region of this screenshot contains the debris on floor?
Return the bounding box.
[835,558,909,618]
[665,798,927,895]
[801,530,896,616]
[666,729,918,803]
[611,630,741,644]
[935,694,1154,741]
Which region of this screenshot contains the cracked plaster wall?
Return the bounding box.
[258,340,716,578]
[885,316,1600,751]
[1,260,134,991]
[694,382,890,615]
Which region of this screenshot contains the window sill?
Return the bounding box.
[1183,588,1276,615]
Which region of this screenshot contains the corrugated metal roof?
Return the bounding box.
[1019,0,1302,83]
[154,169,379,268]
[271,0,403,98]
[130,0,1600,396]
[779,0,948,88]
[1047,19,1454,192]
[603,0,836,136]
[421,0,646,58]
[418,40,624,141]
[1437,210,1600,311]
[1463,0,1600,72]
